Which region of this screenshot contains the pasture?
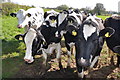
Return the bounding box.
[1,15,120,79]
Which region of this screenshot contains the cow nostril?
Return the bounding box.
[17,24,22,28]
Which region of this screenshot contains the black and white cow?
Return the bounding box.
[10,7,44,63]
[104,15,120,67]
[34,11,64,69]
[54,9,83,67]
[75,15,114,78]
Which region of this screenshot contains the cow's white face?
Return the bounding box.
[16,8,44,29]
[16,9,26,28]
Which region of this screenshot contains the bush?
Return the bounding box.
[1,2,33,16]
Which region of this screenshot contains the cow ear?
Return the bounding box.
[99,27,115,38]
[44,12,48,19]
[113,46,120,53]
[10,13,17,17]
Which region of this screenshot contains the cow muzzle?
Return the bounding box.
[17,24,22,28]
[78,58,90,67]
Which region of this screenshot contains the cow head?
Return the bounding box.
[76,15,103,67]
[55,10,83,38]
[10,8,44,29]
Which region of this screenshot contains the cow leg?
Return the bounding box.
[72,45,76,57]
[42,49,47,66]
[24,28,36,64]
[109,49,114,65]
[76,63,84,78]
[56,43,63,69]
[90,56,99,68]
[65,43,72,68]
[117,55,120,67]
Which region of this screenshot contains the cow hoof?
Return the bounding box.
[59,65,63,70]
[25,61,34,65]
[67,65,71,69]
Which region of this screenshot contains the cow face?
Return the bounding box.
[10,8,44,29]
[44,13,58,27]
[76,16,100,67]
[55,11,82,38]
[10,9,26,28]
[55,10,68,37]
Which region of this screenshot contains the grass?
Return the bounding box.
[2,16,25,78]
[97,15,110,20]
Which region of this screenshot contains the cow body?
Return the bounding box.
[104,16,120,67]
[37,25,62,68]
[75,15,105,78]
[55,9,83,67]
[10,7,44,63]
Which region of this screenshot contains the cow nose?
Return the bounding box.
[78,58,90,67]
[17,24,22,28]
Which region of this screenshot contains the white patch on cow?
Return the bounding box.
[16,9,26,25]
[78,69,84,78]
[55,31,59,37]
[83,25,96,40]
[42,43,61,54]
[68,42,75,48]
[90,56,99,68]
[42,43,61,65]
[60,31,66,37]
[90,55,93,63]
[58,12,67,26]
[24,28,37,63]
[80,57,86,63]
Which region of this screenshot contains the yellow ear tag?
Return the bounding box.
[105,32,110,37]
[51,19,56,23]
[19,36,23,40]
[72,30,77,36]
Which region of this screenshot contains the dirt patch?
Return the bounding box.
[13,50,120,79]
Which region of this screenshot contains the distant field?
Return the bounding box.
[1,15,120,79]
[97,15,110,20]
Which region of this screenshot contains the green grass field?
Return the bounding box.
[2,16,26,78]
[1,15,120,78]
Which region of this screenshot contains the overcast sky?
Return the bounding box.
[11,0,120,12]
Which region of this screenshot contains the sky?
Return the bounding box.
[11,0,120,12]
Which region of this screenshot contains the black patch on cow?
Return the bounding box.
[35,13,37,16]
[27,13,31,17]
[10,13,16,17]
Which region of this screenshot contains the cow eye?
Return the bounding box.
[27,13,31,17]
[93,39,98,42]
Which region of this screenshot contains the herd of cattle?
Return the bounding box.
[10,7,120,78]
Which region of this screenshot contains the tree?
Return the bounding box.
[93,3,106,15]
[56,4,69,10]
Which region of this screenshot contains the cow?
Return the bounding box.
[104,15,120,67]
[54,9,84,67]
[75,15,114,78]
[34,12,64,70]
[10,7,44,63]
